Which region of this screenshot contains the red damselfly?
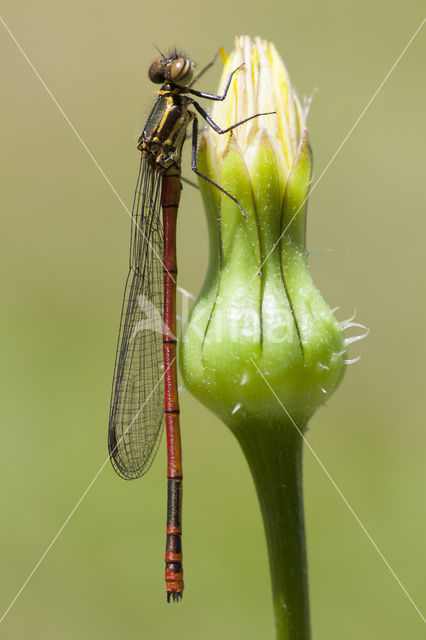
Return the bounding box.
[108,48,274,602]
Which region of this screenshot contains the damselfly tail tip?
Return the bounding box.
[167,591,183,603]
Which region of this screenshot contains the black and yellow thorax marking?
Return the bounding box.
[138,84,194,170]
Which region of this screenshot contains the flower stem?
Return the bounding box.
[232,419,310,640]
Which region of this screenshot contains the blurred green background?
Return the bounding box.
[0,1,425,638]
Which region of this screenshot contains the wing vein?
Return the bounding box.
[108,160,165,480]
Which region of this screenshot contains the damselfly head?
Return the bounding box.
[148,56,194,85]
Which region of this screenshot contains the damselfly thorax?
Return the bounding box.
[138,88,194,170]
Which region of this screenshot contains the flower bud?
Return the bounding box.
[181,36,346,429]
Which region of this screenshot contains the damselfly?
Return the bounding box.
[108,48,274,602]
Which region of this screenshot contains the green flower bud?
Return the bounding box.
[181,37,345,428]
[181,36,349,639]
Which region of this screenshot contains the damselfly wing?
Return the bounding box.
[108,163,164,479]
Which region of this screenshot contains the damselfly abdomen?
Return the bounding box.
[108,48,274,602]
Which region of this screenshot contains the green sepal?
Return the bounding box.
[280,129,346,414]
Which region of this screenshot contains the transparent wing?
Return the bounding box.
[108,159,165,479]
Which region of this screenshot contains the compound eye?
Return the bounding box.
[148,58,166,83]
[167,58,193,84]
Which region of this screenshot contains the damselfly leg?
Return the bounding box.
[187,50,219,88]
[188,63,245,100]
[190,104,275,217]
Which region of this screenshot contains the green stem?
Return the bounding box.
[232,419,310,640]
